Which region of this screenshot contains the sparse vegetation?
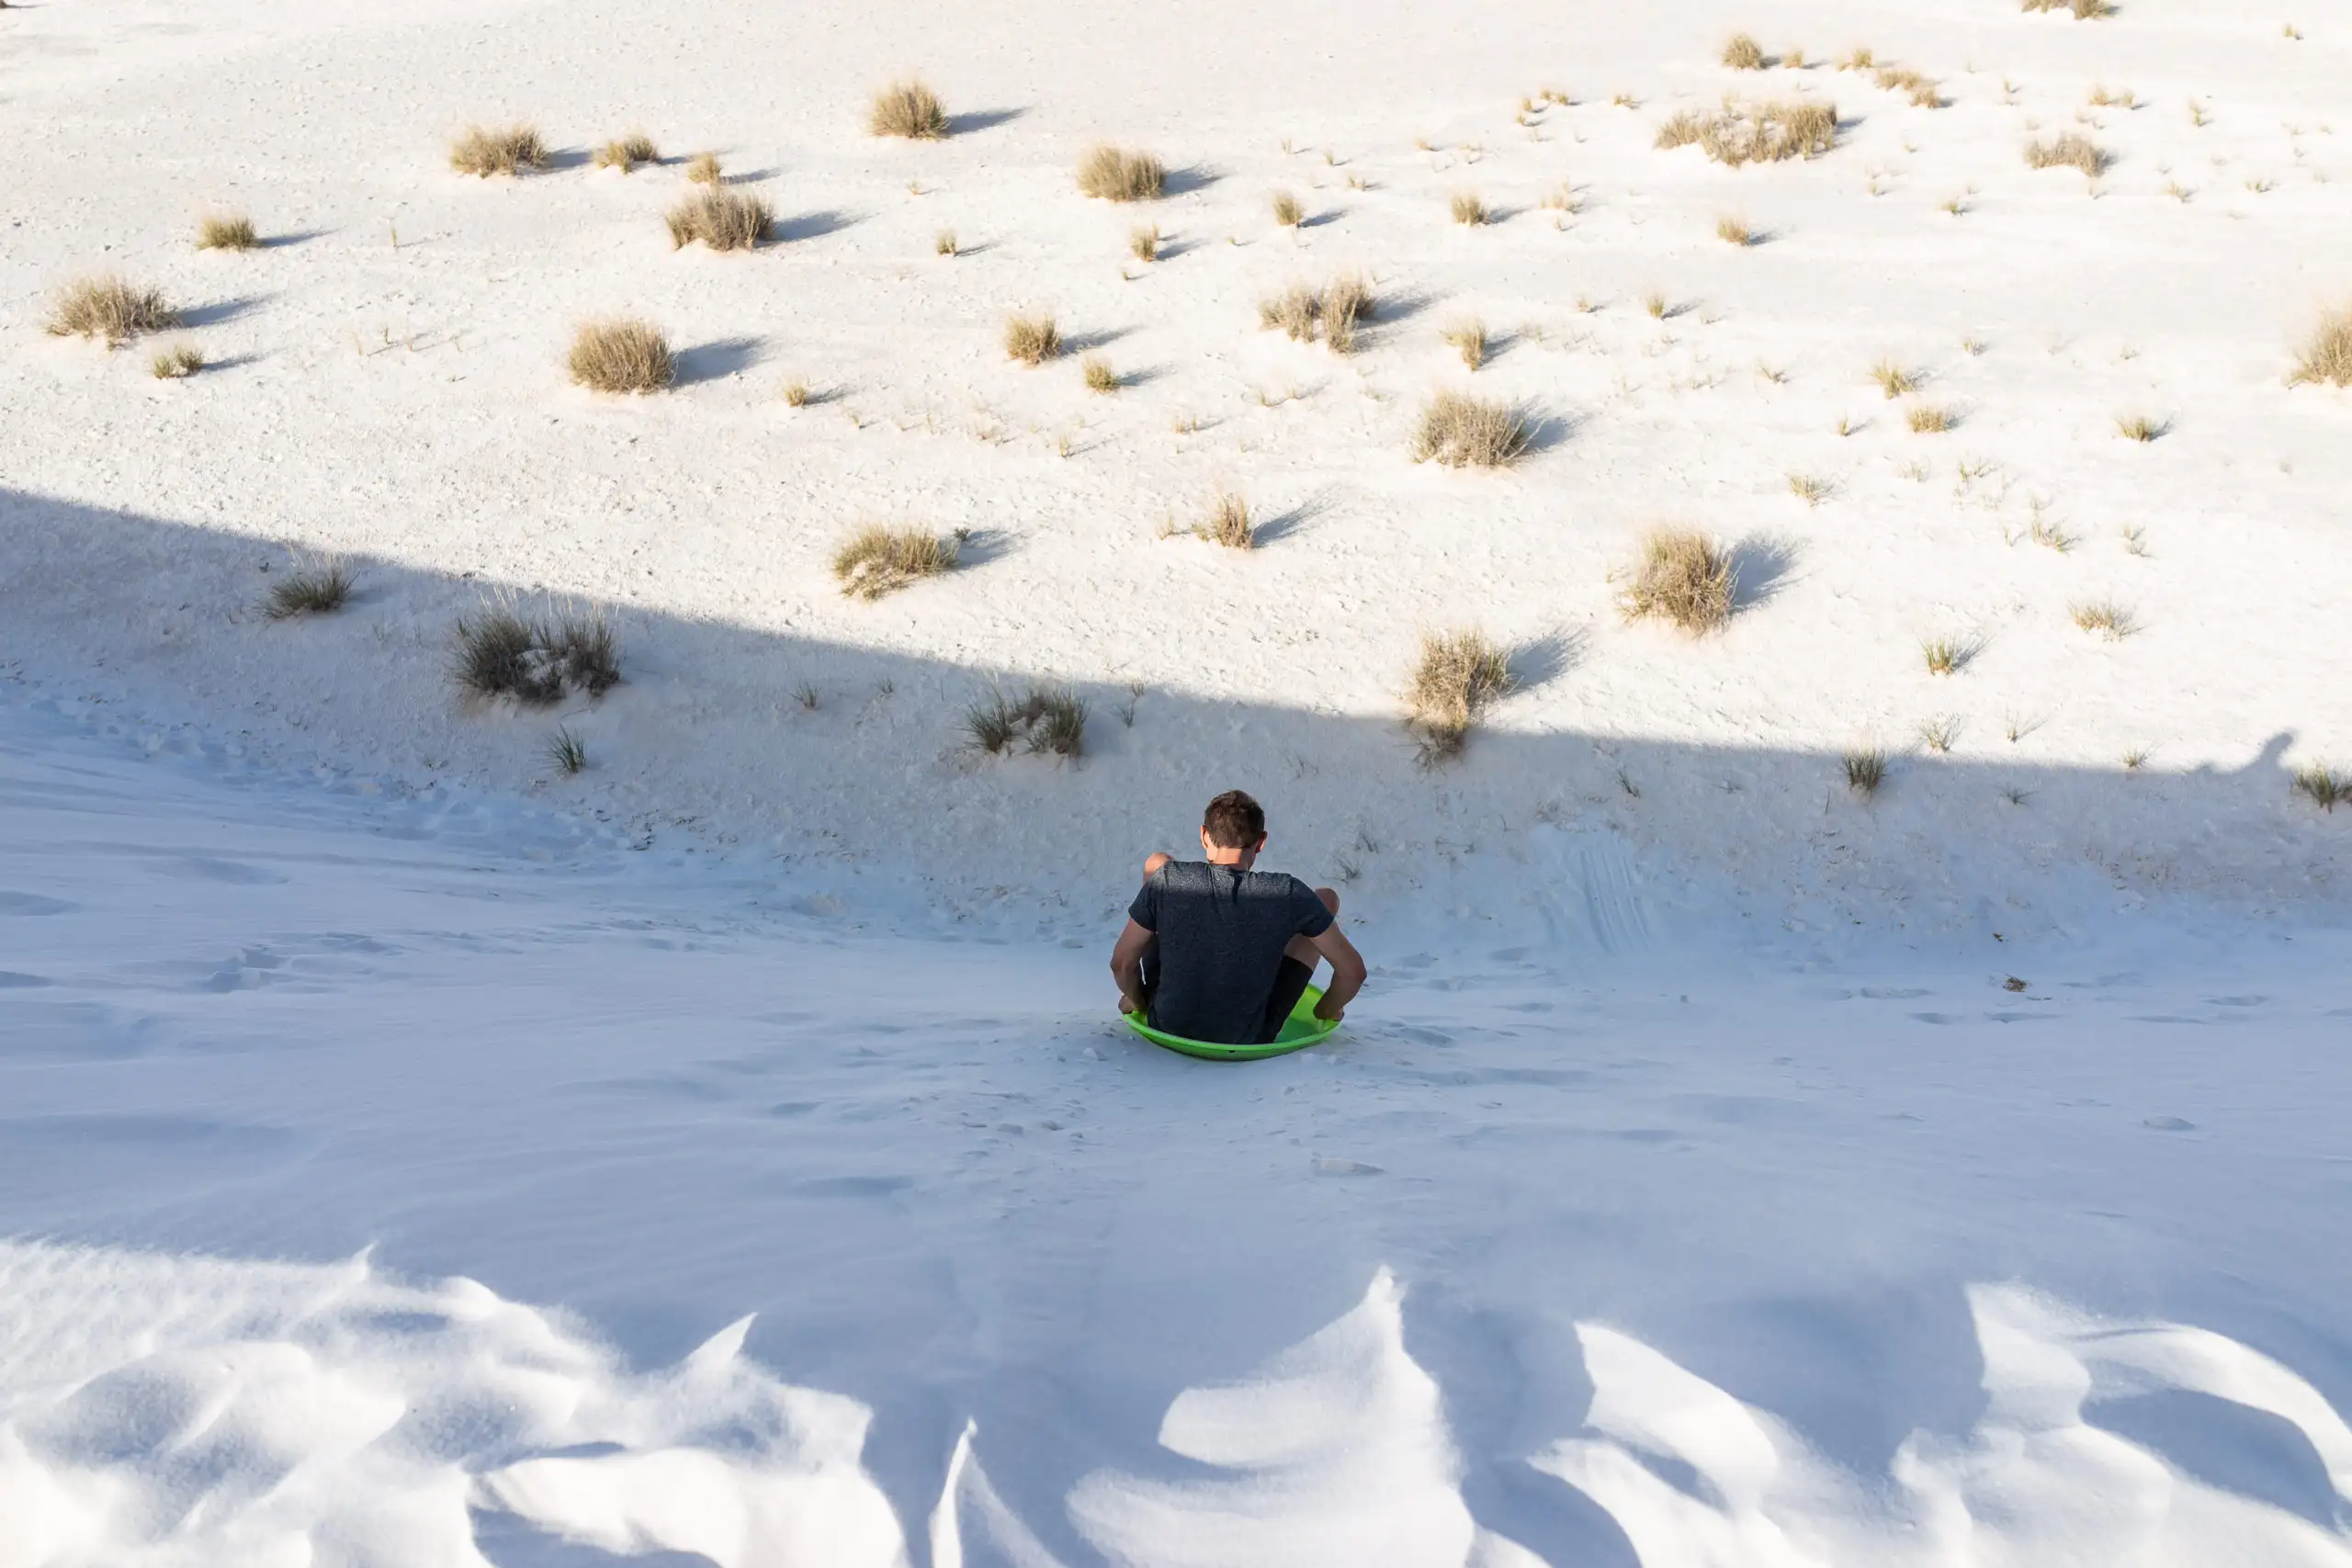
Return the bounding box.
[45,275,176,345]
[1450,190,1488,225]
[1906,403,1953,434]
[1409,391,1531,468]
[1322,274,1373,353]
[1622,528,1736,634]
[1199,491,1253,549]
[1838,47,1876,71]
[1716,215,1754,245]
[1003,313,1062,365]
[869,79,949,140]
[2027,132,2109,176]
[567,319,674,393]
[1922,637,1967,675]
[1129,225,1160,262]
[455,605,621,705]
[1919,715,1961,753]
[2293,763,2346,812]
[1871,358,1918,398]
[967,685,1088,759]
[2288,305,2352,388]
[1788,474,1829,506]
[1259,283,1321,342]
[2069,600,2135,639]
[684,152,722,186]
[1272,189,1305,227]
[1843,748,1888,795]
[831,525,959,600]
[1442,319,1487,369]
[1722,33,1767,70]
[1406,629,1512,762]
[1657,100,1838,164]
[2022,0,2113,15]
[783,379,810,407]
[197,213,258,251]
[1256,276,1373,353]
[594,131,660,172]
[665,188,772,250]
[1873,66,1943,107]
[265,557,355,619]
[149,342,205,379]
[449,124,547,177]
[2116,413,2165,442]
[934,229,957,256]
[1077,144,1165,201]
[1644,290,1670,320]
[547,727,587,775]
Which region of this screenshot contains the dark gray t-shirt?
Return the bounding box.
[1128,861,1334,1044]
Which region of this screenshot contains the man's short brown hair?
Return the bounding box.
[1202,789,1266,849]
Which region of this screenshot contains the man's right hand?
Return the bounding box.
[1313,999,1345,1023]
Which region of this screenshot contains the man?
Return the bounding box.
[1111,789,1367,1045]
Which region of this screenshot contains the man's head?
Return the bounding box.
[1200,789,1267,866]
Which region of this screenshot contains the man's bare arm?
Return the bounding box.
[1307,921,1367,1021]
[1110,919,1155,1013]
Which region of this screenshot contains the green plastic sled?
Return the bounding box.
[1125,984,1341,1061]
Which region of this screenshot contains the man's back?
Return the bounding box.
[1128,860,1334,1044]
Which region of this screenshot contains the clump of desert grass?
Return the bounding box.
[684,152,722,186]
[1195,491,1253,548]
[2288,305,2352,388]
[149,342,206,379]
[546,727,588,776]
[1842,748,1888,795]
[1409,392,1530,468]
[1921,637,1968,675]
[2023,0,2113,16]
[782,379,811,407]
[2293,763,2346,813]
[567,318,674,393]
[665,188,772,250]
[1272,190,1305,227]
[1873,66,1944,107]
[449,124,547,177]
[934,229,958,256]
[2069,600,2134,639]
[1450,190,1489,225]
[1716,215,1753,245]
[868,79,949,140]
[1254,275,1374,352]
[1081,355,1119,393]
[454,604,621,705]
[1442,319,1487,369]
[1906,403,1953,434]
[831,525,959,600]
[1787,473,1830,507]
[1721,34,1768,70]
[2116,413,2165,442]
[45,275,177,345]
[966,685,1088,759]
[2027,132,2109,175]
[1003,313,1062,365]
[1129,224,1160,262]
[1076,144,1165,201]
[196,212,258,251]
[1406,629,1512,762]
[1657,100,1838,164]
[265,556,356,619]
[1620,527,1736,634]
[594,131,660,172]
[1871,357,1919,398]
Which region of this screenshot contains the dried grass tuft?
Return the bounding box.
[1450,190,1489,225]
[1906,403,1953,434]
[2288,305,2352,388]
[567,318,674,393]
[1406,629,1512,762]
[1321,274,1374,353]
[149,342,206,379]
[1259,284,1321,342]
[1003,313,1062,365]
[1871,357,1919,398]
[1409,391,1530,468]
[266,557,355,619]
[1077,144,1165,201]
[197,213,258,251]
[455,605,620,705]
[1082,355,1119,393]
[2023,0,2113,15]
[832,525,959,600]
[934,229,958,256]
[2116,413,2165,442]
[45,275,177,345]
[2069,600,2134,638]
[869,79,949,140]
[594,131,661,173]
[1129,224,1160,262]
[1662,101,1838,164]
[1716,214,1753,245]
[684,152,722,186]
[665,188,772,251]
[2292,763,2346,812]
[450,124,547,177]
[1199,491,1253,548]
[1722,34,1767,70]
[1272,189,1305,227]
[967,686,1087,759]
[1442,319,1487,370]
[1621,527,1736,634]
[2027,132,2109,175]
[1843,748,1888,795]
